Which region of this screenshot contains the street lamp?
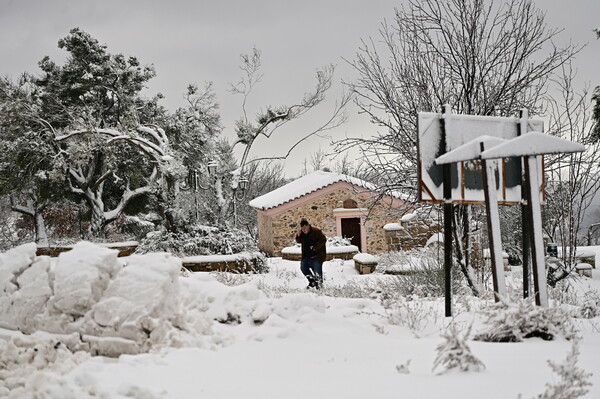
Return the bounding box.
[207,160,219,176]
[184,161,219,192]
[238,177,249,191]
[232,175,249,201]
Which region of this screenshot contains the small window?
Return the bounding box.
[343,199,358,209]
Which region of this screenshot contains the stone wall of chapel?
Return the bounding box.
[256,212,275,256]
[384,214,443,251]
[265,187,406,257]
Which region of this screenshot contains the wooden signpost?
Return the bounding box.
[418,107,584,314]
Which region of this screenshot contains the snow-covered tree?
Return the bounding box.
[202,47,349,229]
[28,28,183,236]
[542,65,600,284]
[0,75,67,246]
[592,29,600,141]
[339,0,579,294]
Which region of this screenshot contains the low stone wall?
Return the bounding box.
[181,253,262,273]
[576,253,596,269]
[36,242,138,258]
[384,215,442,252]
[281,246,359,261]
[575,263,593,277]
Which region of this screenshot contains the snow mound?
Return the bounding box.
[0,242,186,356]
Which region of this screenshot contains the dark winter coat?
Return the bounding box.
[295,225,327,262]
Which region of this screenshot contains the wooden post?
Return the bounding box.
[480,143,507,301]
[524,155,549,307]
[441,105,453,317]
[519,110,531,298]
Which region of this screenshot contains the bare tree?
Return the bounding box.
[542,65,600,285]
[230,48,351,169]
[338,0,579,295]
[341,0,578,195]
[207,48,352,227]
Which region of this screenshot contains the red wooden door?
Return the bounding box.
[341,217,362,252]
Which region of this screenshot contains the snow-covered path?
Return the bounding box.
[1,243,599,398]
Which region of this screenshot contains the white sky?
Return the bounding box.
[1,0,599,177]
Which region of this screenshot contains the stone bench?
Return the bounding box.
[575,263,593,278]
[353,253,378,275]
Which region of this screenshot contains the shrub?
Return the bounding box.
[137,224,257,256]
[521,339,592,399]
[573,290,600,319]
[377,248,466,297]
[474,298,577,342]
[433,323,485,374]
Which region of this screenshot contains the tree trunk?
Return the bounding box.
[160,173,178,233]
[88,200,106,237]
[10,196,49,247]
[453,205,481,297]
[34,208,49,247]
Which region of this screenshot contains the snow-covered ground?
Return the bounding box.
[1,242,599,399]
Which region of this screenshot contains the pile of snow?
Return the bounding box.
[0,242,190,356]
[400,212,418,222]
[426,232,444,246]
[1,242,599,398]
[383,222,403,231]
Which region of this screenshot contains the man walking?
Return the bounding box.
[295,218,327,289]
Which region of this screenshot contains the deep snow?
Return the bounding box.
[1,242,599,399]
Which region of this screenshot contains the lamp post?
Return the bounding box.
[232,174,249,227]
[185,161,250,227]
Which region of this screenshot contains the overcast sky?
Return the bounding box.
[1,0,598,177]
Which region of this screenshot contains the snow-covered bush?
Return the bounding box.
[546,256,571,287]
[137,225,268,273]
[521,339,592,399]
[320,279,381,299]
[326,236,352,247]
[573,290,600,319]
[120,215,157,240]
[432,323,485,374]
[474,298,577,342]
[384,295,436,333]
[377,248,465,297]
[137,224,258,256]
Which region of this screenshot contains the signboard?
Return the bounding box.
[417,112,544,204]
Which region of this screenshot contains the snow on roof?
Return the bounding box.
[249,170,389,210]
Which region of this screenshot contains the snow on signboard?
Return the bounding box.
[417,112,544,204]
